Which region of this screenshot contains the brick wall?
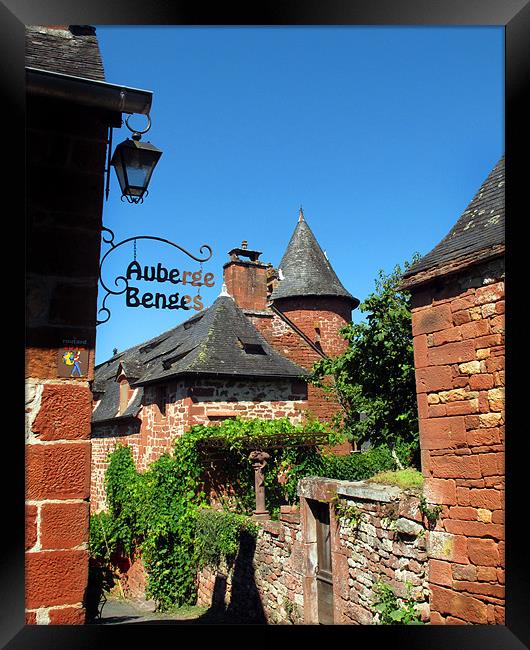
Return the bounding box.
[268,297,353,434]
[90,377,308,512]
[197,477,429,624]
[410,257,505,624]
[25,96,113,623]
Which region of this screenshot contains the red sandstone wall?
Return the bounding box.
[410,258,505,624]
[223,260,268,310]
[25,96,110,623]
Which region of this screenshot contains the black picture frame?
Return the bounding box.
[7,1,529,647]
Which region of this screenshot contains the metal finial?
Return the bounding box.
[299,205,304,222]
[241,240,248,249]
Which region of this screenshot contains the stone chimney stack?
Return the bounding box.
[223,241,269,311]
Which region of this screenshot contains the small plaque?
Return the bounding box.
[58,349,89,378]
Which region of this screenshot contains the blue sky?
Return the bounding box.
[94,26,504,365]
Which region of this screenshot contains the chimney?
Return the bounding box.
[223,241,269,311]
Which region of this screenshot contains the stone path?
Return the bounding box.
[93,595,251,625]
[94,597,198,625]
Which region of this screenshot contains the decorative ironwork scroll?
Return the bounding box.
[96,226,214,325]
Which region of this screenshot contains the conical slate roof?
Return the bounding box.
[270,211,359,307]
[402,156,504,283]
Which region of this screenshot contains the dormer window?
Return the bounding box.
[119,378,130,416]
[238,337,266,355]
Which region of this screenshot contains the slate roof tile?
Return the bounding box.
[25,25,105,81]
[271,213,358,307]
[403,156,504,282]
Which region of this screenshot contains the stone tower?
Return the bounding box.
[268,208,359,426]
[270,208,359,358]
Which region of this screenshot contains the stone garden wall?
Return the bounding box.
[196,477,430,624]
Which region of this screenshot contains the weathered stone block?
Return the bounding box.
[412,304,453,336]
[26,505,38,551]
[25,549,89,609]
[31,384,92,441]
[420,416,467,451]
[48,606,86,625]
[428,531,467,563]
[429,340,476,366]
[415,365,453,393]
[40,501,89,550]
[395,518,423,537]
[26,442,91,500]
[467,538,500,567]
[423,478,457,506]
[430,584,488,624]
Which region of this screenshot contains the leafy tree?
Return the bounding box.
[309,255,421,466]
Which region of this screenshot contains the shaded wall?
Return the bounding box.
[25,95,115,623]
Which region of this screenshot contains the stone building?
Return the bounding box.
[91,210,359,511]
[400,156,505,624]
[25,25,155,625]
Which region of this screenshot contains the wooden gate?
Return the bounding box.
[314,500,334,624]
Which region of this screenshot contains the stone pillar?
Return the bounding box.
[249,450,270,520]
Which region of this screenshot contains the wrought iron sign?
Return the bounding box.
[97,227,214,325]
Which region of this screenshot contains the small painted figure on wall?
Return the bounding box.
[62,350,83,377]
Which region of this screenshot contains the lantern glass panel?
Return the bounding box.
[122,147,152,193]
[111,138,162,200]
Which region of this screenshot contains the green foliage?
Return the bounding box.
[332,497,364,528]
[372,581,424,625]
[418,495,443,528]
[195,508,258,569]
[309,256,422,464]
[319,446,399,482]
